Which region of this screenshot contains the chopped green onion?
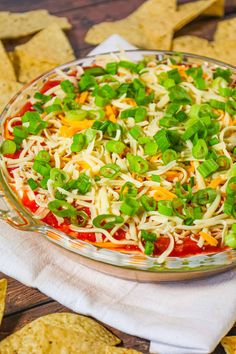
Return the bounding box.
[175,111,187,122]
[163,78,175,89]
[95,95,109,107]
[193,188,217,205]
[119,182,138,201]
[1,140,16,155]
[182,120,204,141]
[34,92,52,102]
[129,126,143,140]
[78,74,96,92]
[127,154,149,174]
[120,197,140,216]
[141,230,157,242]
[106,141,125,154]
[209,99,225,110]
[134,107,147,122]
[100,163,120,179]
[169,86,192,105]
[226,177,236,196]
[33,161,51,177]
[192,139,208,159]
[60,80,75,94]
[92,120,111,133]
[106,62,118,75]
[197,159,219,177]
[167,68,182,84]
[40,177,49,189]
[157,200,173,216]
[223,195,236,216]
[71,133,86,153]
[92,214,124,230]
[13,126,28,139]
[84,66,106,76]
[50,168,68,188]
[154,129,171,152]
[209,137,219,146]
[219,87,232,97]
[65,110,87,121]
[162,149,177,164]
[144,240,154,255]
[72,174,90,195]
[213,68,232,83]
[119,60,136,72]
[48,199,77,217]
[140,195,157,211]
[45,104,62,113]
[216,155,230,171]
[35,150,50,162]
[151,175,161,182]
[27,178,38,190]
[144,141,158,156]
[224,231,236,249]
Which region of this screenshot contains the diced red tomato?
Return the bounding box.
[17,102,34,117]
[42,212,59,228]
[22,193,39,213]
[40,80,61,94]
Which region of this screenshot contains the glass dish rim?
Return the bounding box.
[0,49,235,280]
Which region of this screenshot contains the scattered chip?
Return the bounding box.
[0,10,71,39]
[221,336,236,354]
[173,35,215,57]
[0,41,16,81]
[203,0,225,17]
[0,278,7,325]
[0,80,22,113]
[173,35,235,66]
[14,24,75,83]
[39,324,141,353]
[174,0,217,31]
[0,312,120,352]
[214,17,236,42]
[0,321,140,353]
[85,0,176,49]
[212,40,236,66]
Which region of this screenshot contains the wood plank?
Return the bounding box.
[0,301,150,353]
[0,273,50,316]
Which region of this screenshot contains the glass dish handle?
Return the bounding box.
[0,192,29,229]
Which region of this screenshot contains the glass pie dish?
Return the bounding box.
[0,50,235,282]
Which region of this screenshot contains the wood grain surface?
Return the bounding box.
[0,0,236,353]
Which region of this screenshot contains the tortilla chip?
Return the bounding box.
[0,321,139,354]
[0,313,120,351]
[214,17,236,42]
[212,40,236,66]
[40,324,141,353]
[15,24,75,83]
[221,336,236,354]
[203,0,225,17]
[0,278,7,325]
[173,35,236,67]
[0,10,71,39]
[85,0,175,49]
[0,80,22,113]
[173,35,215,58]
[0,41,16,81]
[174,0,217,31]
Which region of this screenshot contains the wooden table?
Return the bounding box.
[0,0,236,353]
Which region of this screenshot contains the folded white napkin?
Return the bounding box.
[0,35,235,354]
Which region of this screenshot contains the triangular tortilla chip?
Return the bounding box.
[221,336,236,354]
[214,17,236,42]
[174,0,217,31]
[173,36,215,58]
[85,0,175,49]
[14,24,75,83]
[0,10,71,39]
[203,0,225,17]
[15,24,75,65]
[0,80,22,112]
[173,35,235,67]
[0,41,16,81]
[0,278,7,325]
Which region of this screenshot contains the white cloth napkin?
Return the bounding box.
[0,35,236,354]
